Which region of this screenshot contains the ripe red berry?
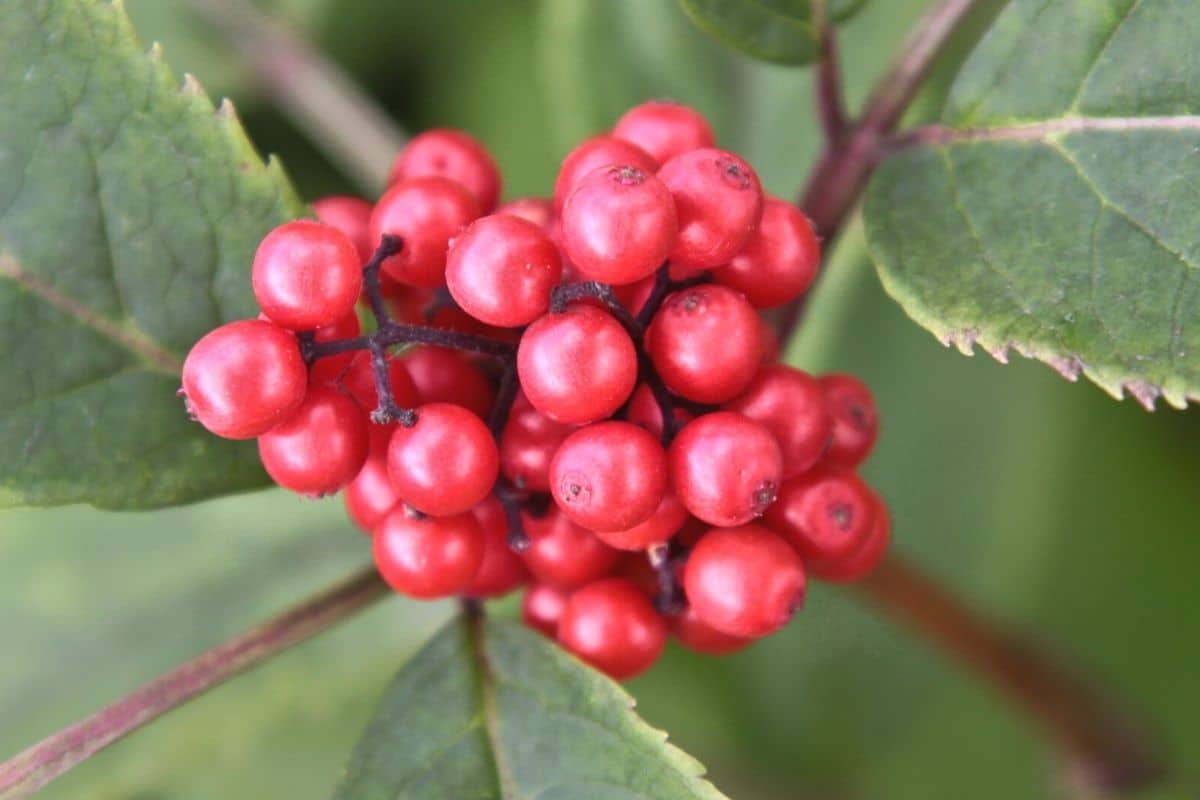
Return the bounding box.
[446,214,563,327]
[499,392,574,492]
[713,196,820,308]
[669,412,783,527]
[561,165,677,285]
[521,506,620,588]
[373,505,485,598]
[765,468,877,564]
[465,497,529,598]
[558,578,667,679]
[517,304,638,424]
[645,285,764,404]
[308,312,362,384]
[683,525,805,638]
[820,374,879,468]
[496,196,554,231]
[811,493,891,583]
[612,100,716,164]
[181,320,307,439]
[311,195,374,262]
[252,220,363,330]
[658,148,763,269]
[522,583,570,638]
[401,346,496,419]
[370,176,480,287]
[387,403,499,516]
[388,128,501,214]
[344,451,400,533]
[671,604,751,655]
[624,382,692,440]
[595,490,689,551]
[340,351,419,416]
[725,365,831,478]
[257,383,368,496]
[549,422,668,533]
[553,134,659,214]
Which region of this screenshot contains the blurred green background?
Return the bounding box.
[3,1,1199,798]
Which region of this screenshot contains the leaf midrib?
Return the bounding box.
[896,114,1200,149]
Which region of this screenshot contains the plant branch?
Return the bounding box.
[812,1,848,143]
[854,555,1164,795]
[185,0,405,192]
[0,565,389,800]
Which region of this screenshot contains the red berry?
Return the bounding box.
[811,492,891,583]
[496,196,554,231]
[401,346,496,419]
[612,100,716,164]
[553,134,659,214]
[446,214,563,327]
[373,505,484,598]
[561,165,677,285]
[645,285,764,404]
[309,312,362,384]
[340,351,419,416]
[683,525,805,638]
[725,365,831,478]
[499,392,575,492]
[257,384,368,495]
[311,195,374,262]
[387,403,499,516]
[388,128,501,214]
[522,583,570,638]
[549,422,668,533]
[252,220,362,330]
[658,148,763,269]
[595,490,689,551]
[713,197,820,308]
[558,578,666,679]
[765,468,877,563]
[517,304,638,424]
[370,176,480,287]
[344,451,400,533]
[820,374,879,468]
[465,497,529,598]
[181,320,307,439]
[671,604,751,655]
[669,412,783,527]
[624,382,692,440]
[521,506,620,588]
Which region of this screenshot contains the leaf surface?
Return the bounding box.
[675,0,867,64]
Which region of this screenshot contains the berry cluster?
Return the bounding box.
[180,100,888,680]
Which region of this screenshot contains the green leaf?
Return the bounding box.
[675,0,867,65]
[332,615,730,800]
[864,0,1200,409]
[0,0,306,509]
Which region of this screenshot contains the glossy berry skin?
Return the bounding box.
[446,214,562,327]
[558,578,667,680]
[517,304,638,424]
[401,347,496,419]
[387,403,499,516]
[252,220,363,331]
[521,507,620,588]
[820,374,879,468]
[341,352,419,416]
[370,176,480,287]
[658,148,763,269]
[612,100,716,164]
[671,605,751,655]
[311,195,374,262]
[645,285,764,404]
[465,497,529,598]
[257,384,368,496]
[561,165,677,285]
[683,525,805,638]
[624,382,691,440]
[496,196,554,231]
[522,583,570,638]
[725,365,832,478]
[309,312,362,384]
[388,128,501,213]
[181,320,307,439]
[669,412,783,527]
[713,197,820,308]
[595,490,689,551]
[549,422,668,533]
[765,468,877,564]
[343,451,400,533]
[373,506,484,598]
[812,493,890,583]
[553,134,659,214]
[499,393,574,492]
